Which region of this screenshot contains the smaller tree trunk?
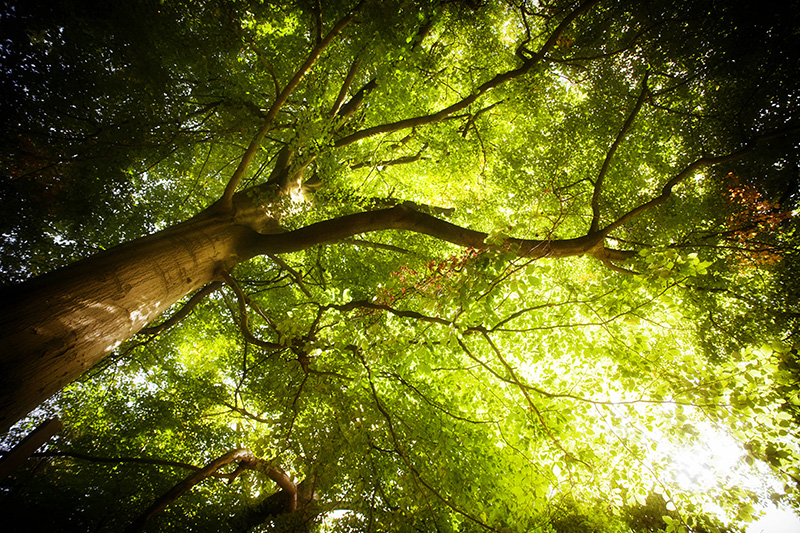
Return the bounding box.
[0,417,62,480]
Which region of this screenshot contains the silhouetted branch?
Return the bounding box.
[140,282,223,336]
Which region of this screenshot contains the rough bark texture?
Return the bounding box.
[0,213,257,431]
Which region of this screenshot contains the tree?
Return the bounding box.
[1,0,799,531]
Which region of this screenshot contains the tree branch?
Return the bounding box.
[32,450,239,480]
[125,448,298,533]
[126,448,256,533]
[139,282,223,336]
[590,76,649,233]
[354,348,498,531]
[218,2,362,208]
[349,143,428,170]
[336,78,379,123]
[601,146,756,237]
[221,271,283,350]
[268,254,312,297]
[333,0,600,147]
[221,401,273,424]
[241,205,606,260]
[330,57,362,119]
[330,299,451,326]
[478,329,589,467]
[344,238,411,255]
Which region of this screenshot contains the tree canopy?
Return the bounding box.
[1,0,799,531]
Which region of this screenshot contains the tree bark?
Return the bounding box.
[0,212,258,432]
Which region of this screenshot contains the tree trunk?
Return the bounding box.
[0,199,618,432]
[0,212,258,432]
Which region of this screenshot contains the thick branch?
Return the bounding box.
[590,77,649,233]
[125,448,299,533]
[333,0,599,147]
[265,465,298,512]
[241,205,606,260]
[337,79,378,122]
[218,3,361,208]
[126,448,256,533]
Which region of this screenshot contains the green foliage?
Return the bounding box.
[2,0,800,532]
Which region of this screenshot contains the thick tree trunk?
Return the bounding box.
[0,200,622,432]
[0,212,258,432]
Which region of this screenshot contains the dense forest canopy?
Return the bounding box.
[1,0,799,531]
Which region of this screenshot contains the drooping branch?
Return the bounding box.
[354,348,498,532]
[139,282,223,336]
[333,0,600,147]
[590,76,650,233]
[385,372,493,424]
[221,401,273,424]
[218,2,362,208]
[221,271,283,350]
[477,329,589,467]
[599,258,639,275]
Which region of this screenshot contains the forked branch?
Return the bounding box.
[590,76,650,233]
[221,271,282,350]
[126,449,297,533]
[218,2,363,208]
[599,125,800,238]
